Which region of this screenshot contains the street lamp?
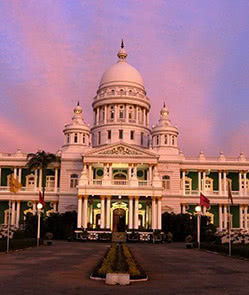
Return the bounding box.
[195,205,202,250]
[37,202,43,247]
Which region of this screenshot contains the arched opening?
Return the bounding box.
[113,208,126,232]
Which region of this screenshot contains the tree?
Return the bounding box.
[26,150,60,204]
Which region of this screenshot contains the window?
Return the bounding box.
[98,132,101,144]
[82,134,85,144]
[119,105,124,119]
[70,174,79,188]
[101,107,105,121]
[110,105,114,120]
[74,133,78,143]
[172,136,175,145]
[140,132,144,145]
[156,135,159,145]
[162,175,170,190]
[130,130,134,140]
[164,135,167,144]
[108,130,111,140]
[119,130,123,140]
[66,134,70,144]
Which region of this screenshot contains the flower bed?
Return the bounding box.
[91,243,147,280]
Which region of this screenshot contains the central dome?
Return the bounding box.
[99,42,144,89]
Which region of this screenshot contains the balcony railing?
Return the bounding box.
[138,181,148,186]
[111,180,128,185]
[183,190,242,196]
[0,186,59,193]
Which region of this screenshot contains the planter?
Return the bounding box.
[106,273,130,285]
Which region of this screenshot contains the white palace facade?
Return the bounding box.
[0,43,248,233]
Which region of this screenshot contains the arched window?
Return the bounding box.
[70,174,79,188]
[82,134,85,144]
[74,133,78,143]
[119,105,124,119]
[66,134,70,144]
[110,105,115,120]
[172,136,175,145]
[164,135,168,145]
[128,105,134,120]
[162,175,170,190]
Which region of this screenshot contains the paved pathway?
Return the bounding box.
[0,241,249,295]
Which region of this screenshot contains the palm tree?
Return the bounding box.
[26,150,60,204]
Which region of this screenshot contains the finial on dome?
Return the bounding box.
[77,101,80,106]
[117,40,127,61]
[163,102,166,108]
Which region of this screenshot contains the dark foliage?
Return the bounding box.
[162,212,216,242]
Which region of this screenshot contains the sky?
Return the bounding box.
[0,0,249,157]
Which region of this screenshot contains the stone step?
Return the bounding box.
[112,232,127,242]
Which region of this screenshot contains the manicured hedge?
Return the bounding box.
[0,238,37,252]
[201,242,249,259]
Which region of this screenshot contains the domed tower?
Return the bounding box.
[151,103,179,155]
[62,102,90,150]
[91,41,151,148]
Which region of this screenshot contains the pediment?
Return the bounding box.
[85,143,158,159]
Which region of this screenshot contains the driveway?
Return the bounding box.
[0,241,248,295]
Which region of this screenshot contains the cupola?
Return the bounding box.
[63,102,90,148]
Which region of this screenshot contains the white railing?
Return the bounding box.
[138,181,148,186]
[111,180,128,185]
[0,186,59,193]
[183,190,242,196]
[92,180,102,185]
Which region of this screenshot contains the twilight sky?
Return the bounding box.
[0,0,249,157]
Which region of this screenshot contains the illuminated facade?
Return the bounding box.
[0,43,248,233]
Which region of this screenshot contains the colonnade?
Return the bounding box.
[181,203,248,232]
[182,170,248,196]
[0,167,59,192]
[77,195,162,230]
[0,200,57,228]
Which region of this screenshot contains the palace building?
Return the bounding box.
[0,43,248,233]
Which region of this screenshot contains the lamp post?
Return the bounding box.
[195,205,202,250]
[37,202,43,247]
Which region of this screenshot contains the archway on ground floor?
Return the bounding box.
[113,208,126,232]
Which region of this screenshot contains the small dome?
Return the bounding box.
[99,41,144,89]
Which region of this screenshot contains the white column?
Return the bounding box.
[14,168,17,178]
[152,197,156,230]
[219,204,223,231]
[149,165,152,185]
[16,201,20,228]
[143,108,146,126]
[239,171,242,195]
[39,169,42,190]
[182,204,186,214]
[244,172,247,196]
[114,104,118,122]
[145,202,149,229]
[106,196,111,229]
[182,171,185,196]
[104,105,107,124]
[125,104,128,123]
[34,169,38,192]
[224,205,227,229]
[96,107,99,125]
[53,201,57,212]
[240,205,244,229]
[134,197,139,230]
[136,106,138,123]
[83,196,88,228]
[198,171,201,193]
[219,171,222,195]
[244,205,248,231]
[224,172,227,195]
[32,201,36,215]
[157,198,162,230]
[203,171,206,194]
[0,167,1,186]
[18,168,22,183]
[77,196,82,228]
[54,168,58,192]
[100,196,105,229]
[128,196,133,229]
[11,200,15,225]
